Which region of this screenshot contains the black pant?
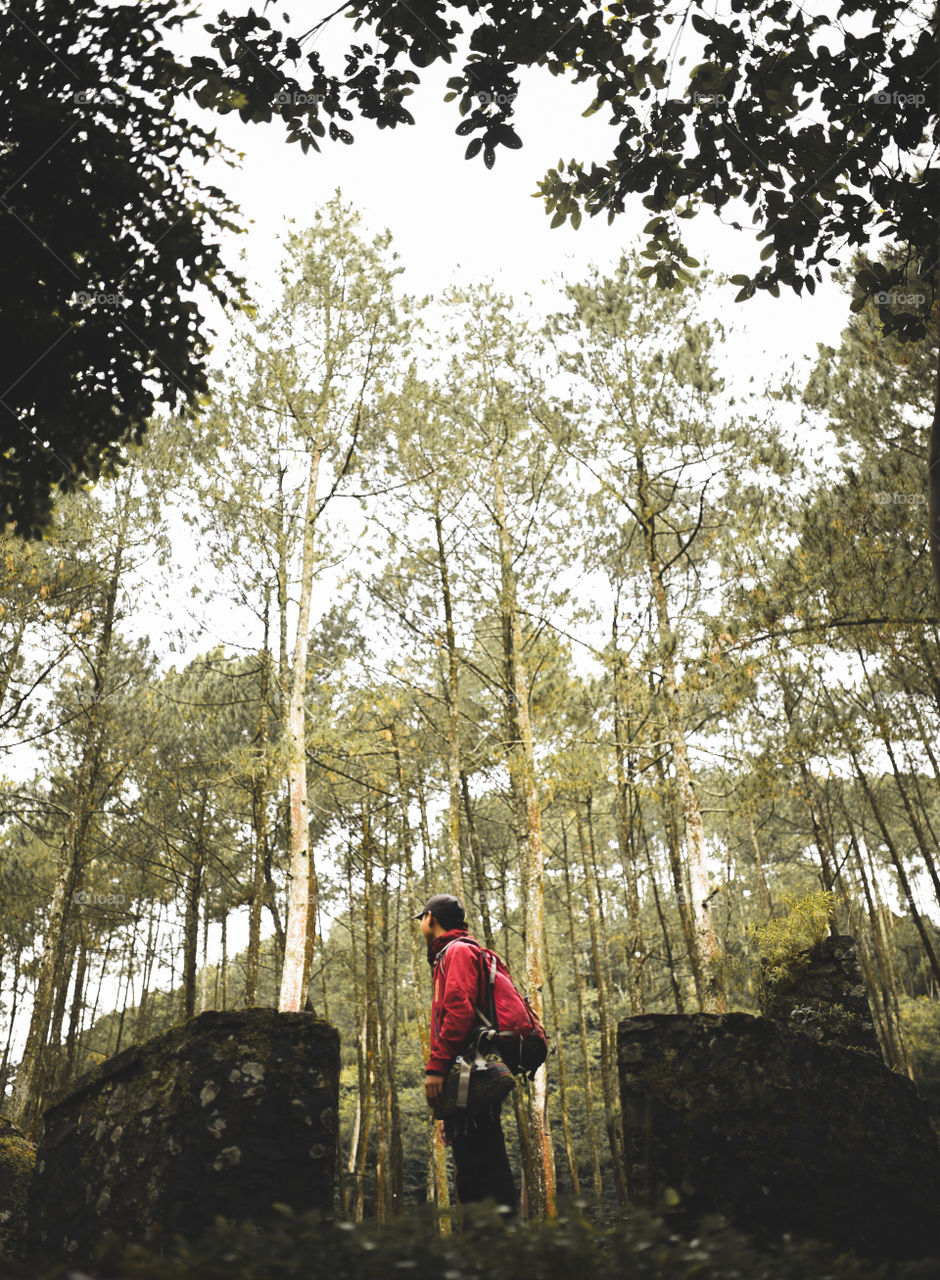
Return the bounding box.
[445,1105,517,1211]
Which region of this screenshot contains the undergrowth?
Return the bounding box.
[7,1202,939,1280]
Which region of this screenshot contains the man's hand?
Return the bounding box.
[425,1073,445,1105]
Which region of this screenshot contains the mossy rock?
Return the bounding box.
[618,1011,940,1260]
[0,1118,35,1259]
[26,1009,339,1269]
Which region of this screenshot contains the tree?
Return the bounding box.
[0,0,242,535]
[552,256,748,1011]
[10,484,137,1127]
[192,197,406,1012]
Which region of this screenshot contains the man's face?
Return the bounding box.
[419,910,435,942]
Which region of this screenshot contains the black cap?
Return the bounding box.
[413,894,466,929]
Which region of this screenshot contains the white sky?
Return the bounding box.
[181,3,854,376]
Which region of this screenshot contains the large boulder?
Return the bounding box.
[26,1008,339,1267]
[0,1117,35,1258]
[618,1012,940,1260]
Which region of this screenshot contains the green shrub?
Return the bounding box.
[751,890,837,1006]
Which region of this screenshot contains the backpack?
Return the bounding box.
[442,936,548,1080]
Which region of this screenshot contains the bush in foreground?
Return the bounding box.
[9,1202,940,1280]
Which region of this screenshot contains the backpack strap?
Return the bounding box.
[435,936,496,1024]
[456,1057,472,1108]
[477,951,499,1031]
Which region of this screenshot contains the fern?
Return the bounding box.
[752,890,837,997]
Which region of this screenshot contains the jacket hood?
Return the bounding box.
[427,927,473,966]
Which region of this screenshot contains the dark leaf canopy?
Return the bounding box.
[0,0,243,536]
[198,0,937,328]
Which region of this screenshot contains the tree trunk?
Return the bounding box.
[135,906,158,1043]
[747,808,774,919]
[434,505,466,898]
[245,596,272,1006]
[859,649,940,911]
[845,823,914,1077]
[574,802,626,1204]
[489,430,556,1217]
[559,833,604,1206]
[182,795,208,1019]
[654,753,703,1005]
[640,815,684,1012]
[199,874,211,1014]
[346,836,371,1223]
[85,927,114,1054]
[543,919,580,1198]
[404,805,452,1227]
[45,929,76,1090]
[928,261,940,607]
[610,609,645,1014]
[638,456,723,1012]
[0,950,22,1098]
[850,747,940,987]
[112,926,137,1057]
[362,817,390,1222]
[279,427,324,1012]
[461,771,494,948]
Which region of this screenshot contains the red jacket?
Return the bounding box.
[426,929,487,1075]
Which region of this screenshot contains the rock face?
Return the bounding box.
[26,1009,339,1266]
[618,1012,940,1260]
[763,933,883,1060]
[0,1116,35,1257]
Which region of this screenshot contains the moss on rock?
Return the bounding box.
[763,934,884,1060]
[0,1118,35,1259]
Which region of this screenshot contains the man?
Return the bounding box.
[415,893,517,1212]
